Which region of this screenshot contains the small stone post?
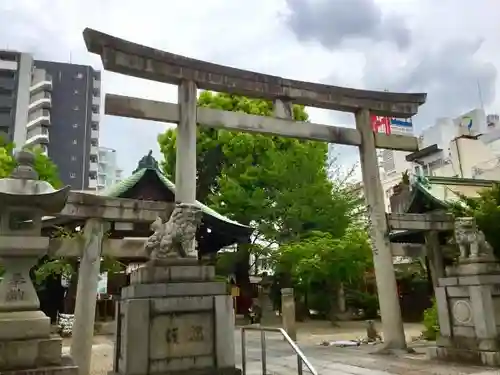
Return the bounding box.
[281,288,297,341]
[337,282,347,314]
[259,274,278,325]
[0,150,74,373]
[356,108,406,350]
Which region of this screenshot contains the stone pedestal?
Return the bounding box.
[113,260,241,375]
[428,261,500,366]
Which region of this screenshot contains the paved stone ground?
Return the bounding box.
[239,330,499,375]
[62,329,499,375]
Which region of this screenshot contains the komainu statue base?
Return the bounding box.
[428,217,500,367]
[112,260,241,375]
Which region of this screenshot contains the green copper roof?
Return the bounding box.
[406,175,497,212]
[100,153,251,230]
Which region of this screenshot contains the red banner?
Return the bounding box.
[370,115,391,135]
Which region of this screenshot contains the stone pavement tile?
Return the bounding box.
[296,344,499,375]
[317,361,393,375]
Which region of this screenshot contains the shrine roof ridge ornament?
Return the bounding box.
[83,28,427,118]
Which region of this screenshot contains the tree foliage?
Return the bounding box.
[158,92,363,298]
[273,229,372,285]
[272,228,373,317]
[159,92,359,240]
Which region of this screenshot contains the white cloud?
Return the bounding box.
[1,0,499,182]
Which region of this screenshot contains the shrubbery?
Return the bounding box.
[422,298,439,340]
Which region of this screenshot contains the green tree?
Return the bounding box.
[158,92,361,298]
[273,228,373,320]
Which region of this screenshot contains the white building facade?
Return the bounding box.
[97,146,123,191]
[353,108,500,212]
[406,108,500,181]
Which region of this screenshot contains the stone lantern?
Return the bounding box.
[0,150,71,372]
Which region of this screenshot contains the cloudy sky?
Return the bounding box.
[1,0,498,176]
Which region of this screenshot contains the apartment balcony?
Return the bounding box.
[93,78,101,90]
[91,129,99,140]
[88,179,97,189]
[91,112,100,122]
[92,95,100,107]
[29,91,51,111]
[0,60,17,71]
[30,71,52,92]
[89,162,98,173]
[25,132,49,146]
[90,146,98,155]
[26,109,50,130]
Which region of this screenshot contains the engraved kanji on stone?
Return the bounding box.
[188,325,204,342]
[6,273,26,302]
[166,327,179,344]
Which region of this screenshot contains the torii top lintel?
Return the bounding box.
[83,28,426,118]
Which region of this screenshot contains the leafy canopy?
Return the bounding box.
[158,92,359,243]
[273,228,373,287]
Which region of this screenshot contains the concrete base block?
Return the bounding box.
[0,355,78,375]
[122,281,227,299]
[446,262,500,277]
[427,346,500,366]
[116,264,239,375]
[0,311,50,340]
[0,336,63,370]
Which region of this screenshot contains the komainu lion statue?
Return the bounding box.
[145,203,203,259]
[454,217,494,261]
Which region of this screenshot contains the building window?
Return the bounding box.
[72,123,78,128]
[71,156,77,161]
[73,105,79,111]
[75,72,83,79]
[70,173,76,179]
[72,139,77,145]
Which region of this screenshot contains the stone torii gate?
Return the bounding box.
[83,28,426,350]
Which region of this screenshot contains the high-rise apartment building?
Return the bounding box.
[32,60,101,190]
[0,49,101,190]
[0,50,33,148]
[97,146,123,191]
